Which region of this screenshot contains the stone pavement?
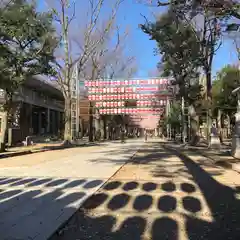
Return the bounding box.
[165,141,240,174]
[0,139,143,240]
[50,140,240,240]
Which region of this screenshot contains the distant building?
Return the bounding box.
[0,75,64,145]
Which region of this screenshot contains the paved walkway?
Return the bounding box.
[50,141,240,240]
[0,139,143,240]
[164,141,240,174]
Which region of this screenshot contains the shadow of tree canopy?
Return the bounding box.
[165,146,240,240]
[1,141,240,240]
[90,142,176,165]
[49,144,240,240]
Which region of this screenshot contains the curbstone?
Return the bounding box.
[0,150,32,159]
[0,143,88,159]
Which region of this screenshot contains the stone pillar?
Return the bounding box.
[209,122,221,149]
[232,112,240,158]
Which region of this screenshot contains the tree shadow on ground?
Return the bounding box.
[90,142,176,165]
[0,176,106,239]
[1,143,240,240]
[49,145,240,240]
[165,146,240,240]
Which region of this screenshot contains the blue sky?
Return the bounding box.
[37,0,239,78]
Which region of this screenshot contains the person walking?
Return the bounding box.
[144,128,148,142]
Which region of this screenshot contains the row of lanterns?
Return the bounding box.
[87,86,168,93]
[98,108,164,115]
[88,93,170,101]
[94,100,167,107]
[84,79,170,87]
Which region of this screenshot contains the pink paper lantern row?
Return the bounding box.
[95,100,167,108]
[95,101,125,108]
[88,86,170,94]
[98,108,164,115]
[88,87,134,94]
[88,93,171,101]
[137,100,167,106]
[136,86,158,91]
[95,101,167,107]
[84,78,171,87]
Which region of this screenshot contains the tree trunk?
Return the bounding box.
[181,96,186,143]
[189,105,200,145]
[94,109,101,141]
[217,109,223,143]
[103,116,107,139]
[64,97,71,141]
[80,118,84,138]
[0,95,14,152]
[88,102,94,142]
[0,111,8,152]
[100,117,104,140]
[206,70,212,143]
[227,114,231,138]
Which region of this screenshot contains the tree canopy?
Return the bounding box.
[212,64,240,115]
[0,0,57,96]
[152,0,240,20]
[0,0,58,150]
[140,8,201,103]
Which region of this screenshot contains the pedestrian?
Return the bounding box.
[144,129,148,142]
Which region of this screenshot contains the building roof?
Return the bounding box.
[24,75,63,99]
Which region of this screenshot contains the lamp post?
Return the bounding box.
[231,86,240,158]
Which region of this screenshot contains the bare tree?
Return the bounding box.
[141,0,223,142]
[81,18,136,141]
[48,0,124,142]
